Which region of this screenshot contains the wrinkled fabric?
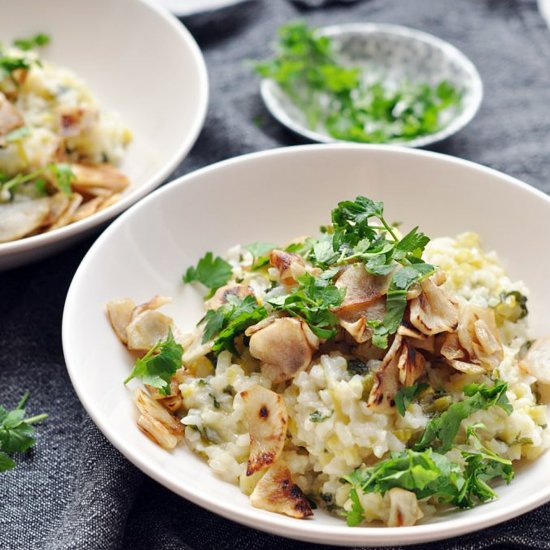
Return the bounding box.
[2,0,550,548]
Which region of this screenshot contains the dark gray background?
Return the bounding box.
[2,0,550,549]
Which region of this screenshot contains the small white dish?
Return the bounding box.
[155,0,252,17]
[64,144,550,547]
[261,23,483,148]
[0,0,208,269]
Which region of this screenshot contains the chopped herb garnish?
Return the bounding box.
[183,252,233,298]
[13,33,50,51]
[267,272,344,339]
[309,409,333,423]
[0,163,74,202]
[395,383,429,416]
[414,381,511,452]
[124,330,183,395]
[0,393,48,473]
[344,439,514,526]
[244,242,277,269]
[254,23,463,144]
[202,295,267,354]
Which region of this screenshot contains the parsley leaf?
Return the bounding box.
[414,381,511,452]
[267,272,344,339]
[124,330,183,395]
[395,383,429,416]
[13,33,50,51]
[456,424,514,508]
[0,393,48,473]
[183,252,233,298]
[202,295,268,355]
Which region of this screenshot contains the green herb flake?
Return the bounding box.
[309,410,333,423]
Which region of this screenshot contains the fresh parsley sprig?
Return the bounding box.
[0,393,48,473]
[183,252,233,299]
[124,330,183,395]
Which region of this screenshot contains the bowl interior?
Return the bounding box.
[64,146,550,546]
[262,24,482,148]
[0,0,207,261]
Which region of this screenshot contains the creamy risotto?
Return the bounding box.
[0,33,131,242]
[107,196,550,527]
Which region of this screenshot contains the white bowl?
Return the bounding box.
[261,24,483,148]
[63,145,550,546]
[0,0,208,269]
[155,0,252,17]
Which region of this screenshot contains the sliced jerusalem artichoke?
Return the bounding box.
[135,388,184,450]
[107,294,174,352]
[147,368,186,413]
[520,336,550,384]
[71,163,129,193]
[367,335,403,411]
[127,309,174,352]
[269,249,306,285]
[47,193,83,231]
[71,195,104,223]
[0,91,24,136]
[409,275,459,336]
[397,340,426,386]
[248,317,319,383]
[106,298,136,344]
[334,264,391,320]
[241,385,288,476]
[249,459,313,519]
[456,304,503,372]
[368,335,426,409]
[42,192,70,226]
[386,488,423,527]
[0,197,51,243]
[339,297,386,344]
[205,282,253,311]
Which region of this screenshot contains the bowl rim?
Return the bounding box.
[63,144,550,547]
[260,22,483,149]
[0,0,209,259]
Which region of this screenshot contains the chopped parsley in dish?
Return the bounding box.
[254,23,463,144]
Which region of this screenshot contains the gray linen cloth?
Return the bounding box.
[2,0,550,548]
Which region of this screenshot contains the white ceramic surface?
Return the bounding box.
[63,145,550,546]
[0,0,208,269]
[261,24,483,148]
[539,0,550,28]
[156,0,250,17]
